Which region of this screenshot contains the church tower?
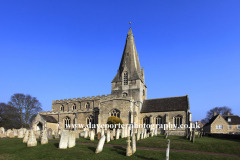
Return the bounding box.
[111,27,147,107]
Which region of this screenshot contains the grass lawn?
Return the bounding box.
[0,138,239,160]
[75,135,240,155]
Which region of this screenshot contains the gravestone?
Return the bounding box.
[80,131,85,137]
[166,139,170,160]
[97,132,101,140]
[189,131,192,141]
[132,134,136,154]
[55,131,59,139]
[116,129,119,140]
[0,127,4,135]
[122,127,125,138]
[68,131,76,148]
[84,130,88,138]
[23,130,29,143]
[13,129,18,137]
[75,131,79,139]
[141,130,144,139]
[192,131,195,143]
[155,127,158,136]
[18,129,24,138]
[6,129,11,137]
[47,128,53,139]
[106,129,110,143]
[27,130,37,147]
[101,128,105,137]
[9,131,15,138]
[126,136,132,156]
[110,131,114,140]
[113,128,116,137]
[95,135,106,153]
[41,130,48,145]
[35,133,40,139]
[137,129,140,141]
[59,130,69,149]
[90,130,94,141]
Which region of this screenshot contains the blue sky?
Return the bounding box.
[0,0,239,121]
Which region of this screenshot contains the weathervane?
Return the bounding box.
[129,22,131,28]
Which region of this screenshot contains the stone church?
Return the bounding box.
[32,27,192,136]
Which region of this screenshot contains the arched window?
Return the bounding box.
[143,116,150,126]
[110,109,120,118]
[124,72,128,85]
[87,116,94,125]
[64,117,71,129]
[155,116,162,128]
[60,105,64,112]
[174,115,182,128]
[123,92,128,97]
[86,102,90,110]
[72,103,76,110]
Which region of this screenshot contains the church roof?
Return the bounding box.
[40,115,58,123]
[141,95,189,113]
[112,27,143,83]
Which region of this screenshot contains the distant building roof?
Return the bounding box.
[141,95,189,113]
[40,115,58,123]
[222,115,240,125]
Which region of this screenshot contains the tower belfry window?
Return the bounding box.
[124,72,128,85]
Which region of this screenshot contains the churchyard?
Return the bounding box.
[0,127,240,159]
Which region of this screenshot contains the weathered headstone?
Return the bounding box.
[27,130,37,147]
[9,131,15,138]
[101,128,105,137]
[132,134,136,154]
[97,132,101,140]
[18,129,24,138]
[166,139,170,160]
[6,129,11,137]
[47,128,53,139]
[137,129,140,141]
[95,135,106,153]
[106,129,110,143]
[192,131,195,143]
[59,130,69,149]
[90,130,94,141]
[80,131,85,137]
[41,130,48,145]
[189,131,192,141]
[122,127,125,138]
[68,131,76,148]
[55,131,59,139]
[141,129,144,139]
[13,129,18,137]
[35,133,40,139]
[126,136,132,156]
[110,131,114,140]
[113,128,116,137]
[84,130,88,138]
[116,129,119,140]
[23,130,29,143]
[155,127,158,136]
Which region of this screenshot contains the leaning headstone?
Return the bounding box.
[47,128,53,139]
[27,130,37,147]
[18,129,24,138]
[68,131,76,148]
[59,130,69,149]
[192,131,195,143]
[9,131,15,138]
[132,134,136,154]
[116,129,119,140]
[97,132,101,140]
[41,130,48,145]
[23,130,29,143]
[106,129,110,143]
[166,139,170,160]
[95,135,106,153]
[126,136,132,156]
[90,130,94,141]
[137,129,140,141]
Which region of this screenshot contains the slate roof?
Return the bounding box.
[222,115,240,125]
[140,95,189,113]
[41,115,58,123]
[204,115,218,126]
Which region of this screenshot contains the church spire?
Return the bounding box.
[112,27,143,83]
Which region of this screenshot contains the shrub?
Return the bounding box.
[107,116,123,129]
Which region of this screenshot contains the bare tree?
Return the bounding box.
[201,106,233,123]
[8,93,42,128]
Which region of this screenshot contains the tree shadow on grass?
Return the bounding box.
[135,155,158,160]
[54,143,59,148]
[88,146,96,153]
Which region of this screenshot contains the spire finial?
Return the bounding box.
[129,22,131,28]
